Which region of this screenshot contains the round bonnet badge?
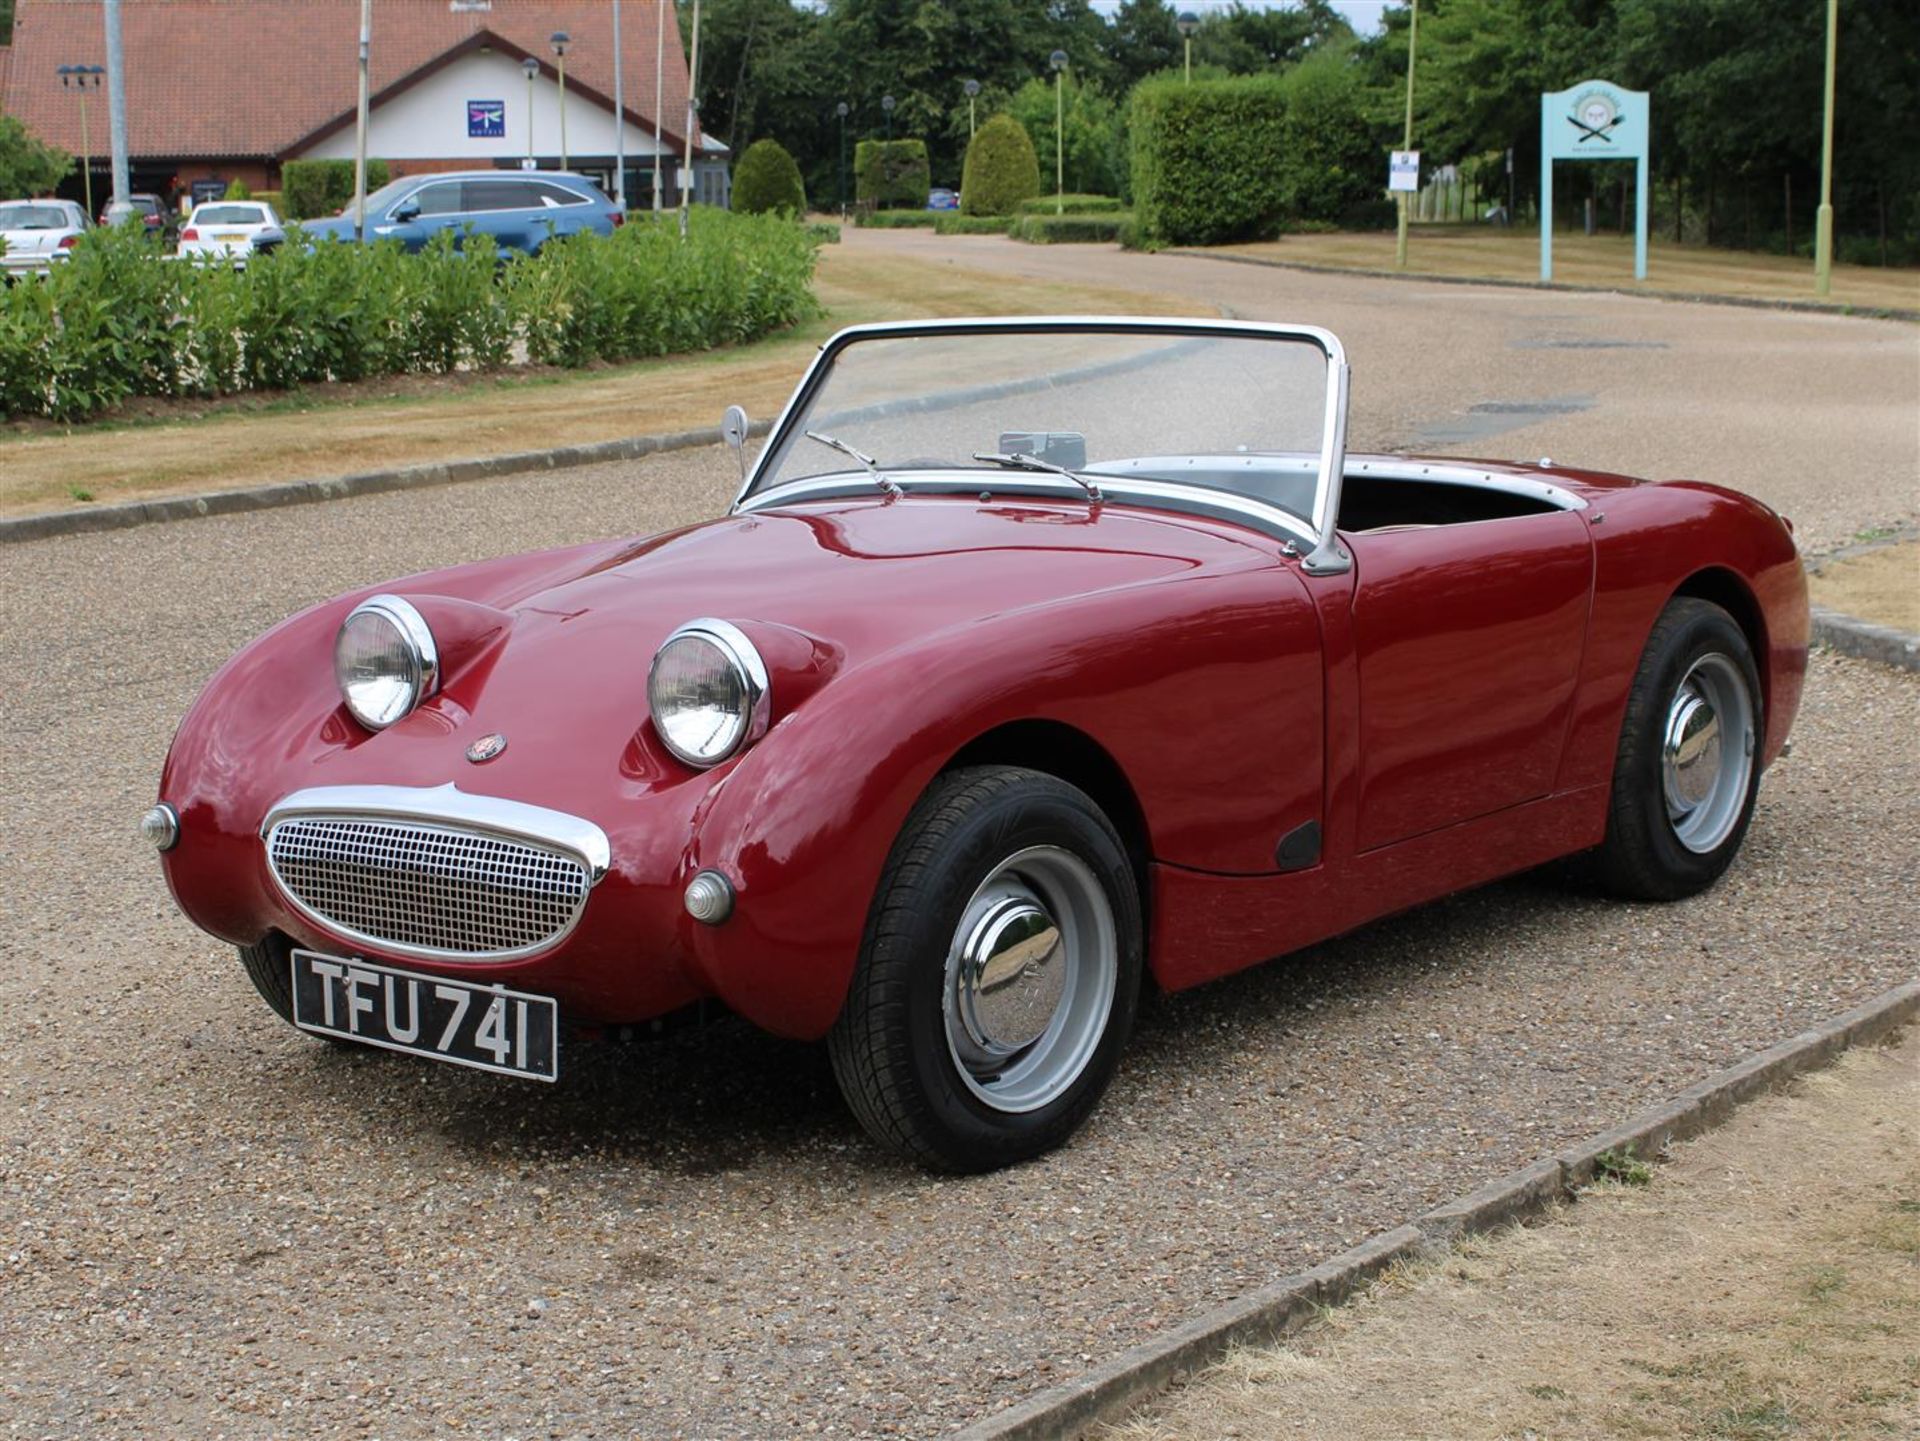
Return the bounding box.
[466,733,508,763]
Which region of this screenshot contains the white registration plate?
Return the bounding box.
[290,949,558,1081]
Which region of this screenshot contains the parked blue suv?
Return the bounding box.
[302,170,624,254]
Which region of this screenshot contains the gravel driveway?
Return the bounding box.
[2,250,1916,1438]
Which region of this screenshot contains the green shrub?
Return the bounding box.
[224,177,253,201]
[0,208,818,420]
[805,221,842,245]
[1276,53,1390,230]
[1016,193,1123,215]
[1130,75,1289,247]
[250,190,284,217]
[933,213,1013,235]
[960,114,1040,217]
[281,158,392,221]
[1009,213,1131,245]
[732,138,807,216]
[852,210,937,228]
[854,140,930,210]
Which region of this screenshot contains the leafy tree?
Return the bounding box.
[0,116,71,200]
[732,138,808,214]
[1009,74,1126,198]
[1100,0,1181,94]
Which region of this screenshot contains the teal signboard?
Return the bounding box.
[1540,79,1651,281]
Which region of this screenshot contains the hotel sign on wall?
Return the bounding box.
[468,100,506,139]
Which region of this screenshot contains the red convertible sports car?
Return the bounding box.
[147,318,1808,1171]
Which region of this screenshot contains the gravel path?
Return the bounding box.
[2,250,1917,1438]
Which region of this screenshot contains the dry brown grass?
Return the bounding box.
[1102,1030,1920,1441]
[0,246,1206,519]
[1809,541,1919,633]
[1209,226,1920,314]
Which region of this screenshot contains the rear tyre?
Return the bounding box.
[1594,597,1763,901]
[828,766,1143,1172]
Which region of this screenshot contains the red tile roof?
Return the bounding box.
[2,0,696,161]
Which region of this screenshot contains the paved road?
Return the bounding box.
[1,237,1915,1438]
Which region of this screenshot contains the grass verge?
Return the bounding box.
[0,243,1206,518]
[1204,226,1920,314]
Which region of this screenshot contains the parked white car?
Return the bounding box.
[0,199,89,278]
[178,201,286,261]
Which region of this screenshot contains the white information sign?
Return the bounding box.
[1388,150,1421,193]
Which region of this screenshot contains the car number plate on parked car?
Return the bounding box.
[215,231,246,242]
[290,950,558,1081]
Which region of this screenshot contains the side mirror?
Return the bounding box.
[721,404,750,481]
[392,202,421,224]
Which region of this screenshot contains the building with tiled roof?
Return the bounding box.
[0,0,724,209]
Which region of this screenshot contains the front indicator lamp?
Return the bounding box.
[140,803,179,851]
[684,870,735,925]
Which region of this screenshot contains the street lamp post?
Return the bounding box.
[680,0,702,238]
[1814,0,1838,297]
[522,56,540,169]
[549,32,571,170]
[1395,0,1419,271]
[612,0,626,209]
[1177,12,1198,85]
[836,101,850,217]
[1050,51,1068,215]
[56,65,103,220]
[964,78,980,145]
[882,93,895,143]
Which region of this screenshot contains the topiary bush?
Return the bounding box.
[731,138,808,216]
[960,114,1040,217]
[854,140,930,211]
[1129,75,1289,247]
[281,158,392,220]
[934,213,1014,235]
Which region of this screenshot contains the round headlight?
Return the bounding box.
[335,595,438,731]
[648,619,769,768]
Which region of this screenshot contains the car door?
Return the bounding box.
[459,178,535,252]
[380,181,463,251]
[1345,507,1594,852]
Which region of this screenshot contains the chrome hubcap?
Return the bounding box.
[1660,653,1755,854]
[943,846,1116,1114]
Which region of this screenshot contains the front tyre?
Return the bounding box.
[1595,597,1763,901]
[828,766,1143,1172]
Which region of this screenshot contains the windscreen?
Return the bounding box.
[748,327,1332,525]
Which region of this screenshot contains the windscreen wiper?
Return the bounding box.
[971,450,1103,502]
[804,429,901,498]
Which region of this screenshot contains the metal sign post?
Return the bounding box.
[1540,78,1650,282]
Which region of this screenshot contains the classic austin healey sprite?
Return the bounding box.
[146,319,1807,1170]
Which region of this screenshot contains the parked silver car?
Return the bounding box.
[0,199,89,278]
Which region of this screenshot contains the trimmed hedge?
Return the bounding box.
[1277,54,1396,233]
[282,158,393,220]
[1016,193,1123,215]
[853,210,937,229]
[960,114,1040,217]
[732,138,807,216]
[805,221,842,244]
[854,140,930,210]
[934,213,1014,235]
[1009,213,1131,245]
[1129,75,1289,247]
[0,209,819,421]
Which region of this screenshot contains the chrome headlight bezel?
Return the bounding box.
[647,618,771,769]
[335,594,439,732]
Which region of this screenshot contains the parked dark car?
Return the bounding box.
[301,170,624,254]
[101,192,177,241]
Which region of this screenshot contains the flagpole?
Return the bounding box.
[612,0,627,209]
[652,0,665,210]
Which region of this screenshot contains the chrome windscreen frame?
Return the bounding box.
[730,316,1354,574]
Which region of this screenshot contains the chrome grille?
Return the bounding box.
[266,815,591,960]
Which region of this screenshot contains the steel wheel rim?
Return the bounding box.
[943,845,1117,1114]
[1661,652,1755,854]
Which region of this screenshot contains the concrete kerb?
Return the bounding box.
[957,976,1920,1441]
[1810,606,1920,674]
[0,418,777,547]
[1165,248,1920,324]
